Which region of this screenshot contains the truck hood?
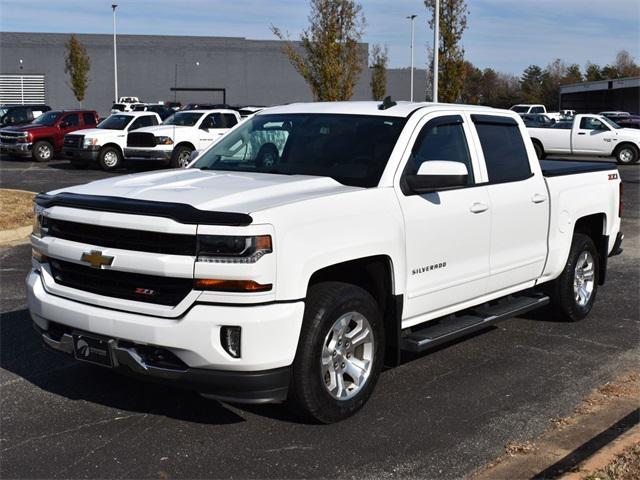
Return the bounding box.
[1,123,52,133]
[618,128,640,137]
[74,128,121,138]
[131,124,190,137]
[50,169,360,214]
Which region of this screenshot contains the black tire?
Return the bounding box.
[170,145,193,168]
[32,141,53,162]
[255,143,279,168]
[615,144,639,165]
[533,141,546,159]
[547,233,599,322]
[70,161,89,169]
[288,281,384,424]
[98,146,122,171]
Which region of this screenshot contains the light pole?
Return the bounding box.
[19,59,24,104]
[407,15,417,102]
[112,4,119,102]
[432,0,439,102]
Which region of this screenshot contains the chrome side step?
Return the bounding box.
[400,293,550,353]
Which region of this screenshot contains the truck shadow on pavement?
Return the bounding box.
[0,308,254,426]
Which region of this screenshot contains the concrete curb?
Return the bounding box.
[0,225,32,246]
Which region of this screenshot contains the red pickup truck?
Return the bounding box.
[0,110,99,162]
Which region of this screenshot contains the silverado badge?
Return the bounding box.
[80,250,114,269]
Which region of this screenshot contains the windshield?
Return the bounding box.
[163,112,203,126]
[192,113,407,188]
[32,111,62,126]
[97,114,133,130]
[511,106,529,113]
[601,117,622,129]
[132,105,146,111]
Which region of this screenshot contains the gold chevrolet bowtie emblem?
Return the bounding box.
[80,250,114,269]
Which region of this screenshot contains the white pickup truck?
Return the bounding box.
[28,101,623,423]
[63,111,161,171]
[528,114,640,164]
[511,104,561,121]
[124,109,241,168]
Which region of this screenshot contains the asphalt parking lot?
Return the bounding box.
[1,155,638,478]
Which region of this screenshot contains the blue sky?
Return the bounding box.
[1,0,638,74]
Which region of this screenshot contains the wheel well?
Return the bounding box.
[574,213,607,285]
[531,138,543,150]
[34,138,54,146]
[175,141,195,151]
[308,256,402,367]
[613,142,638,156]
[101,143,122,155]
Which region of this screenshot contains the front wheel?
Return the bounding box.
[547,233,599,322]
[170,145,193,168]
[98,146,122,171]
[288,282,384,423]
[615,144,639,165]
[32,141,53,162]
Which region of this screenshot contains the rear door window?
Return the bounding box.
[83,112,97,126]
[63,113,80,127]
[472,115,532,184]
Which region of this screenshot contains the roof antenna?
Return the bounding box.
[378,96,397,110]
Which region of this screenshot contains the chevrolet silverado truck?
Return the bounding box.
[528,113,640,164]
[63,111,161,171]
[0,110,99,162]
[124,109,241,168]
[28,101,623,423]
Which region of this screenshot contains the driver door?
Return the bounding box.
[573,116,615,154]
[57,113,80,149]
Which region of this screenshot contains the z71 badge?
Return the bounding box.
[608,173,619,180]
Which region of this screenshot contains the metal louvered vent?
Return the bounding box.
[0,75,46,104]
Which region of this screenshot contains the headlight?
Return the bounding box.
[32,205,48,238]
[17,132,30,143]
[196,235,272,263]
[155,136,174,145]
[83,137,99,147]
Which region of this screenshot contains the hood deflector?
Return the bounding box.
[35,192,253,226]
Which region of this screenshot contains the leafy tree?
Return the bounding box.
[271,0,366,101]
[520,64,544,103]
[460,61,482,104]
[425,0,469,102]
[613,49,640,77]
[369,44,388,100]
[64,34,91,106]
[584,62,603,81]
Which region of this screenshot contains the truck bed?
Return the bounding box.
[540,159,616,177]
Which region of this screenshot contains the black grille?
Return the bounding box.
[127,132,156,147]
[0,132,24,144]
[45,218,197,256]
[49,258,193,306]
[64,134,84,149]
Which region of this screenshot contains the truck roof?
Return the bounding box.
[260,101,496,118]
[181,109,239,115]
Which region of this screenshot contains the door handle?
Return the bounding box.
[577,132,586,135]
[469,202,489,214]
[532,193,547,204]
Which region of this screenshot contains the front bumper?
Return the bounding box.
[27,268,304,402]
[34,322,290,403]
[63,147,99,162]
[124,147,172,161]
[0,142,32,156]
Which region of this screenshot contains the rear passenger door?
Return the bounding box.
[397,112,491,323]
[469,114,548,293]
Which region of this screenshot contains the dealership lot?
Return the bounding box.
[0,154,638,478]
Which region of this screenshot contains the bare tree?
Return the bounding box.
[271,0,366,101]
[64,34,91,106]
[369,44,388,100]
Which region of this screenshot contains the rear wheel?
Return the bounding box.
[547,233,599,322]
[615,144,639,165]
[533,141,546,159]
[170,145,193,168]
[98,146,122,171]
[32,141,53,162]
[288,282,384,423]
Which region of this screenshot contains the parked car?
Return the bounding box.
[164,101,182,111]
[132,103,174,120]
[180,103,231,111]
[528,113,640,164]
[522,113,555,128]
[511,104,561,121]
[0,104,51,127]
[599,111,640,130]
[124,109,241,168]
[111,103,127,114]
[0,110,99,162]
[62,111,161,171]
[28,101,623,423]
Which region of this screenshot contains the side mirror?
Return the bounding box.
[406,161,468,194]
[189,150,199,161]
[59,121,70,128]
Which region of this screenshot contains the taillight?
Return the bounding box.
[619,181,624,217]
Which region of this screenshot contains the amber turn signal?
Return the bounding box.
[194,278,272,292]
[32,248,48,263]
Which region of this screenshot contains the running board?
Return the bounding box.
[400,293,550,353]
